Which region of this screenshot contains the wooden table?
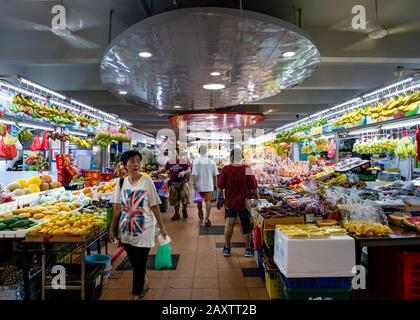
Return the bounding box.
[351,226,420,265]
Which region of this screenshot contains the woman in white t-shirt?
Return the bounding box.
[110,150,168,299]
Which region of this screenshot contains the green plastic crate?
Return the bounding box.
[357,174,377,181]
[279,273,351,300]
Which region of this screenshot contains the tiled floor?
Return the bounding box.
[101,204,269,300]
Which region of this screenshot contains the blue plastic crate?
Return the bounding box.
[257,251,265,281]
[281,273,352,289]
[279,273,352,300]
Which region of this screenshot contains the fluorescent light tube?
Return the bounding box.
[384,83,420,98]
[348,128,379,135]
[50,99,80,112]
[21,78,66,99]
[103,119,119,126]
[67,130,88,137]
[0,82,44,100]
[381,118,420,130]
[18,122,55,131]
[85,112,102,120]
[331,98,361,111]
[71,99,97,112]
[119,119,132,126]
[0,119,16,125]
[363,78,413,98]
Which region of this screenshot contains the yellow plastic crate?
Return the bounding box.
[265,268,281,300]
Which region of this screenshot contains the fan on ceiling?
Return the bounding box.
[329,0,420,51]
[0,0,100,49]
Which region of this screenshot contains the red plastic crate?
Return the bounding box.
[369,247,420,300]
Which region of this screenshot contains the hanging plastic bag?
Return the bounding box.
[40,131,49,151]
[192,190,203,203]
[30,134,42,151]
[155,235,172,270]
[327,139,336,159]
[0,139,6,158]
[1,143,17,159]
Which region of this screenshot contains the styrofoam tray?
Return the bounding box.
[0,221,40,239]
[0,202,18,215]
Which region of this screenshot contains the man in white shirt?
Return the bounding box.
[192,145,219,226]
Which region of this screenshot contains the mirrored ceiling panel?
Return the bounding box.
[101,7,321,111]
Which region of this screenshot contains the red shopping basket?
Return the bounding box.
[369,246,420,300]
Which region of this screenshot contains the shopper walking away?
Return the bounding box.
[109,150,168,299]
[217,148,259,257]
[154,152,191,220]
[192,145,219,226]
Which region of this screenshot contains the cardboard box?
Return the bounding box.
[273,228,355,278]
[256,214,304,230]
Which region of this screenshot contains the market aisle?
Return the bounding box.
[101,204,269,300]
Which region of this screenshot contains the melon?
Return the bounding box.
[6,182,21,192]
[40,175,52,184]
[16,179,27,188]
[28,184,41,193]
[40,182,50,191]
[23,188,32,195]
[13,189,25,197]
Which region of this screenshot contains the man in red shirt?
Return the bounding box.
[216,148,259,257]
[154,153,191,220]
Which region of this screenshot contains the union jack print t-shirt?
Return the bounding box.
[111,176,161,248]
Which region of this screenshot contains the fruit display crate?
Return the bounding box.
[263,229,275,248]
[369,246,420,300]
[281,275,353,289]
[263,258,281,300]
[0,220,40,239]
[24,227,106,243]
[13,187,65,207]
[357,174,377,182]
[279,273,352,300]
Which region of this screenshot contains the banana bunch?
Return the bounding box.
[68,135,94,149]
[324,173,347,187]
[17,129,33,143]
[333,91,420,127]
[0,124,6,136]
[333,108,363,126]
[302,141,316,154]
[395,137,417,159]
[12,94,100,128]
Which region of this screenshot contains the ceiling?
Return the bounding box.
[0,0,419,136]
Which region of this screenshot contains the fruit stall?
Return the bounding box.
[246,75,420,300]
[0,77,156,300]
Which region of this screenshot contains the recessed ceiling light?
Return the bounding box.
[210,71,221,76]
[203,83,225,90]
[119,90,128,95]
[139,52,152,58]
[205,115,218,119]
[368,28,388,40]
[174,105,182,109]
[282,51,296,57]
